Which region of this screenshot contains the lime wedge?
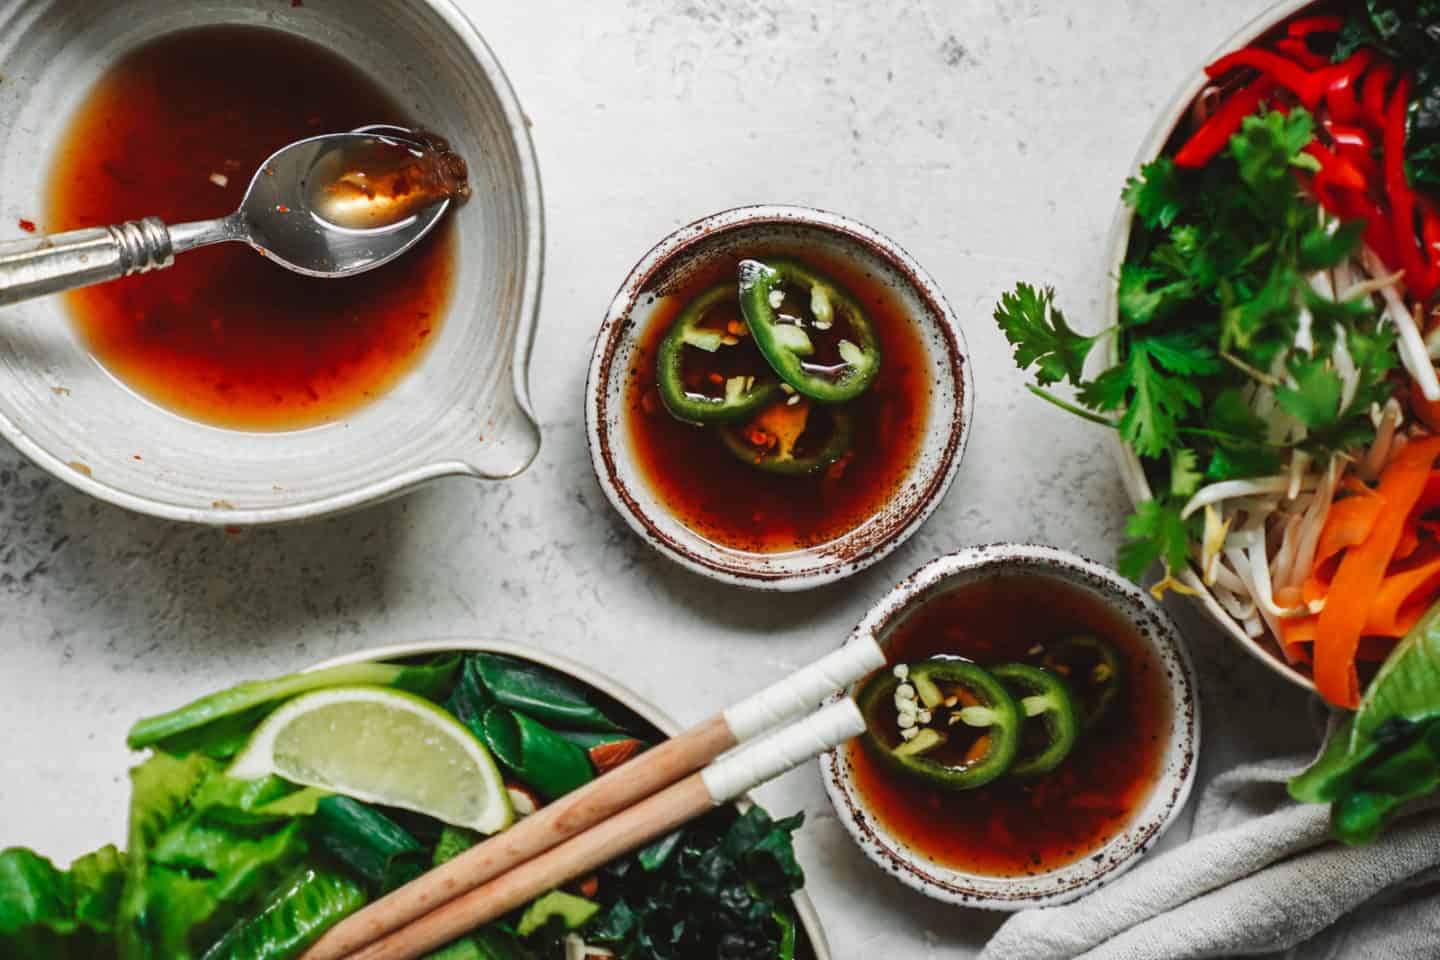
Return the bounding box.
[228,685,512,835]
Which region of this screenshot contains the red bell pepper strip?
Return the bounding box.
[1175,78,1274,168]
[1363,63,1396,123]
[1275,37,1328,71]
[1206,47,1328,108]
[1287,15,1345,37]
[1384,75,1431,298]
[1420,200,1440,298]
[1326,51,1374,127]
[1326,122,1374,152]
[1307,142,1368,191]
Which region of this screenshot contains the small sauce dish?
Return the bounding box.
[820,543,1200,909]
[586,205,971,590]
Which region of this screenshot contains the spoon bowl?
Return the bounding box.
[215,129,459,278]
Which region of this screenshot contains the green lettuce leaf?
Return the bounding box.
[0,845,125,958]
[117,755,315,959]
[1291,598,1440,843]
[199,865,365,960]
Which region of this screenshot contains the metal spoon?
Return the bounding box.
[0,126,464,308]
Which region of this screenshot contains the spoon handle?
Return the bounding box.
[0,217,174,307]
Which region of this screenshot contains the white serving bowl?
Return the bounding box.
[586,204,972,590]
[0,0,542,524]
[309,638,833,957]
[1101,0,1318,692]
[820,544,1200,910]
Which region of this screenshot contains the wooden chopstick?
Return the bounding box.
[347,698,865,960]
[301,639,882,960]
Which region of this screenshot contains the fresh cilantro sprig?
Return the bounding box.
[994,109,1396,583]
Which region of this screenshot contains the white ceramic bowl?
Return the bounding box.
[820,544,1200,910]
[1101,0,1317,692]
[0,0,542,525]
[586,205,972,590]
[309,637,833,957]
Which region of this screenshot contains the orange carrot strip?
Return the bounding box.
[1274,585,1305,609]
[1314,494,1387,568]
[1315,438,1440,708]
[1305,492,1388,602]
[1395,523,1424,563]
[1279,615,1317,664]
[1361,552,1440,637]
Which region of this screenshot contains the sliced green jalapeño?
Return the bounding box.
[737,259,881,403]
[656,283,779,425]
[990,662,1080,776]
[1041,634,1124,729]
[717,402,854,476]
[857,659,1020,791]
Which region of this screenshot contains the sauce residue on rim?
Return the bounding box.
[623,249,930,553]
[46,25,453,431]
[846,572,1173,877]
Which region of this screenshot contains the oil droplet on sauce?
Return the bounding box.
[46,25,454,431]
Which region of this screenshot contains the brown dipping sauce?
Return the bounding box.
[847,573,1173,876]
[624,251,930,553]
[46,26,454,431]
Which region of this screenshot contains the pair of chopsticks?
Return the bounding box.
[302,638,883,960]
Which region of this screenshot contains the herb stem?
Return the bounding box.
[1025,385,1118,428]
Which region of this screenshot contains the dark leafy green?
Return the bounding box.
[481,706,594,802]
[1291,597,1440,843]
[582,806,805,960]
[471,654,622,732]
[996,109,1391,582]
[310,796,427,894]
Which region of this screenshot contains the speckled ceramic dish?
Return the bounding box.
[0,0,541,525]
[1103,0,1316,691]
[820,544,1200,910]
[585,205,971,590]
[310,638,832,958]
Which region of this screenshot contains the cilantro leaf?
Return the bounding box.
[1299,219,1367,272]
[1117,263,1190,327]
[1118,499,1192,579]
[1276,355,1344,431]
[1231,110,1319,203]
[1115,343,1200,457]
[1144,330,1224,376]
[993,283,1098,386]
[1123,159,1186,230]
[1169,448,1202,499]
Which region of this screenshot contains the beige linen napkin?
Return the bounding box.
[979,756,1440,960]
